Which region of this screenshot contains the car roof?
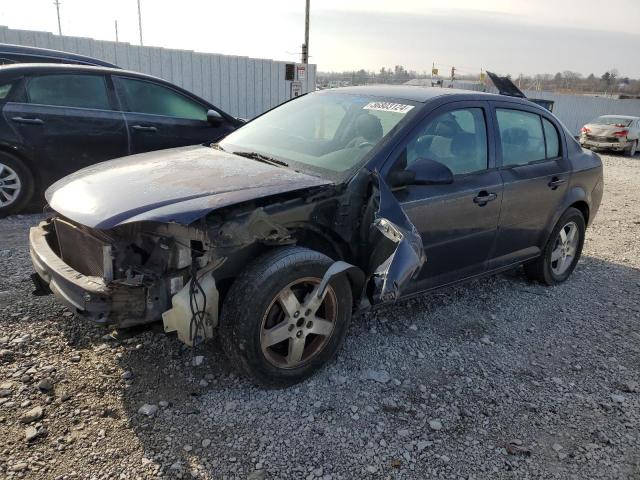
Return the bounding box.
[0,63,199,93]
[325,84,511,103]
[596,114,639,120]
[0,43,119,68]
[0,62,139,77]
[0,63,236,117]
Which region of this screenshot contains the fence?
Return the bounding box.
[0,25,316,119]
[405,78,640,136]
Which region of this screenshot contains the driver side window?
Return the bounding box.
[406,108,488,175]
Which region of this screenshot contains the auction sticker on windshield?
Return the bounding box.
[363,102,414,114]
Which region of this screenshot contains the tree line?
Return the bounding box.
[317,66,640,96]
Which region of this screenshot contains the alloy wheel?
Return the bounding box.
[0,162,21,207]
[550,221,579,276]
[260,277,338,369]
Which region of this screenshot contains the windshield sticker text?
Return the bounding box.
[363,102,414,114]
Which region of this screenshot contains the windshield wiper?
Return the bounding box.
[232,151,289,168]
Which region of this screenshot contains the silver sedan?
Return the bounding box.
[580,115,640,157]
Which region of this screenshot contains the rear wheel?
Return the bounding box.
[627,140,637,157]
[219,247,352,387]
[524,207,585,285]
[0,152,34,217]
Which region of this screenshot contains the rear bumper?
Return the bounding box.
[580,139,629,151]
[30,221,112,323]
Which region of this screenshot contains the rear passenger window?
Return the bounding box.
[0,82,13,100]
[543,118,560,158]
[27,74,110,110]
[114,77,207,121]
[405,107,488,175]
[497,109,546,166]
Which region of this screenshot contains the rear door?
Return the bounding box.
[3,72,128,186]
[489,102,570,268]
[383,101,503,292]
[112,75,235,154]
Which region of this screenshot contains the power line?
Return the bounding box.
[137,0,143,46]
[53,0,62,35]
[301,0,310,64]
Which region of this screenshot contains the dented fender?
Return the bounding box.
[368,171,426,303]
[319,172,425,307]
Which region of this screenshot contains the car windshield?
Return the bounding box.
[591,116,633,127]
[218,92,419,181]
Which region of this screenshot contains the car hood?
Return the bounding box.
[46,145,332,229]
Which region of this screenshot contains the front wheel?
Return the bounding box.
[219,247,352,387]
[524,207,586,285]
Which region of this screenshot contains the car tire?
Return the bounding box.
[0,152,34,218]
[219,246,352,387]
[524,207,585,286]
[627,140,637,157]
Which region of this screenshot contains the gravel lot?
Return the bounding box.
[1,153,639,479]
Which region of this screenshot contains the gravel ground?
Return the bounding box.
[1,153,639,480]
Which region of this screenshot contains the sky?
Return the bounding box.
[1,0,639,78]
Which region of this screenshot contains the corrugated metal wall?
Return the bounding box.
[524,90,640,136]
[0,26,316,119]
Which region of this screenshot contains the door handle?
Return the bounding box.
[131,125,158,132]
[548,177,566,190]
[11,116,44,125]
[473,191,498,206]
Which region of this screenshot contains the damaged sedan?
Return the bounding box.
[30,86,603,386]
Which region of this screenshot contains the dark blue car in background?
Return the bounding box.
[0,62,241,216]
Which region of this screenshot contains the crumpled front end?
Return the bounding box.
[29,216,215,331]
[30,171,427,348]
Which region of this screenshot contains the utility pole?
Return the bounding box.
[301,0,310,64]
[114,20,119,42]
[137,0,144,46]
[53,0,62,35]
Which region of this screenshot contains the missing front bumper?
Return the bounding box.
[30,221,112,323]
[30,221,148,327]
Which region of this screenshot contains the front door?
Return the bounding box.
[489,103,570,268]
[3,73,128,187]
[384,101,503,293]
[112,75,234,154]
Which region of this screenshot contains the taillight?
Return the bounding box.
[581,127,590,134]
[613,130,628,137]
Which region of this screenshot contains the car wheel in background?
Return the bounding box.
[0,152,34,218]
[524,207,586,286]
[627,140,637,157]
[219,246,352,387]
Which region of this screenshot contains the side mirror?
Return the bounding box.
[388,158,453,187]
[207,109,223,125]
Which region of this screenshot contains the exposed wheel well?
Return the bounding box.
[569,200,590,225]
[293,228,349,262]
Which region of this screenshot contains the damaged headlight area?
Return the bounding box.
[35,216,220,335]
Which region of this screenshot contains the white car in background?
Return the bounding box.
[580,115,640,157]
